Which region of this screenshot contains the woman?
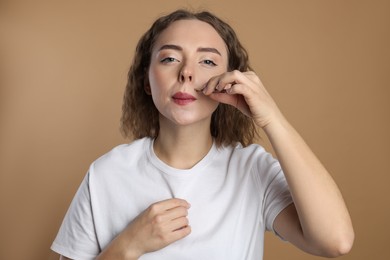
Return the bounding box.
[52,9,354,260]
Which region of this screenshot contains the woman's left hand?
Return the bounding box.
[201,70,283,128]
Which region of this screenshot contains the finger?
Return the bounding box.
[151,198,190,212]
[224,83,253,97]
[163,198,190,209]
[166,204,189,217]
[202,75,221,95]
[203,70,251,95]
[150,221,190,249]
[154,205,189,224]
[168,225,191,242]
[208,92,238,107]
[243,71,262,85]
[169,216,190,232]
[152,213,189,235]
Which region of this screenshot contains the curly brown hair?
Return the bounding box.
[121,9,259,147]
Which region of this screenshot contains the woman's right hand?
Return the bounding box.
[97,198,191,259]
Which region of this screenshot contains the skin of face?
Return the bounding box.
[148,19,229,127]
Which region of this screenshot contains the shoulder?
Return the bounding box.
[90,137,152,174]
[225,143,281,179]
[227,142,274,163]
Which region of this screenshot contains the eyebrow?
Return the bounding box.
[158,44,222,56]
[198,47,222,56]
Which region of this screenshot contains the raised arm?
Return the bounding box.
[263,114,354,257]
[204,70,354,257]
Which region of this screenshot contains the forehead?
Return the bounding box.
[153,19,227,55]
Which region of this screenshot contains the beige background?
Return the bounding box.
[1,0,389,259]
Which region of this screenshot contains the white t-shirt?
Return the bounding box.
[51,137,293,260]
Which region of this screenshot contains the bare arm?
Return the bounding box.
[265,117,354,257]
[204,70,354,257]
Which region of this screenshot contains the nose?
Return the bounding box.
[179,63,193,83]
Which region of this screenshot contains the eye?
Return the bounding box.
[201,59,217,66]
[160,57,179,63]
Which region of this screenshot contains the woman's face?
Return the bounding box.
[148,19,228,127]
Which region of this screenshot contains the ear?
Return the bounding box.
[144,85,151,95]
[144,78,152,95]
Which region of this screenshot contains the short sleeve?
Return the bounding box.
[256,151,293,236]
[51,172,100,260]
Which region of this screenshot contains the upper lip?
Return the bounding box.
[172,92,196,100]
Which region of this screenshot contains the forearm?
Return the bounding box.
[264,116,354,252]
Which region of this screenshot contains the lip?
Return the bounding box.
[172,92,196,105]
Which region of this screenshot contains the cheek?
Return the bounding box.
[148,66,174,93]
[148,68,166,107]
[148,67,159,90]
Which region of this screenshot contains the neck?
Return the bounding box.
[153,117,213,169]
